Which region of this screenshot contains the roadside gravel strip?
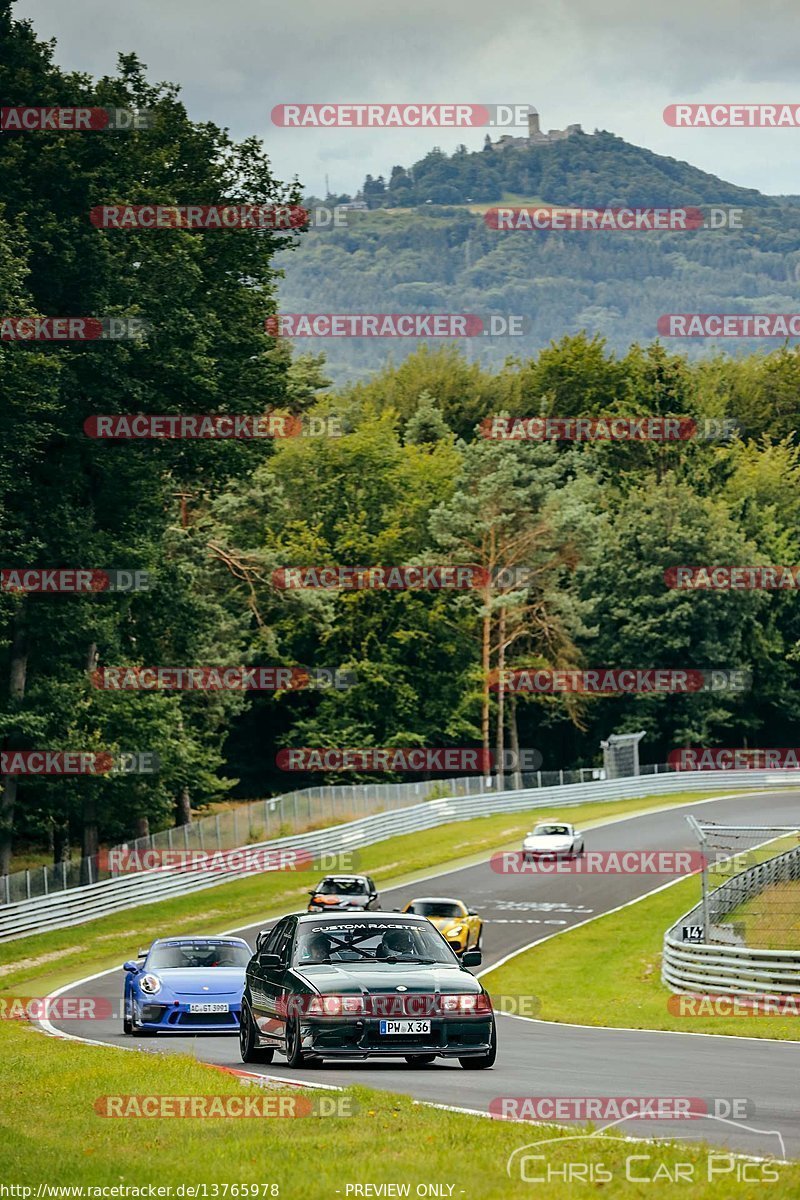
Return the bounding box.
[42,789,800,1158]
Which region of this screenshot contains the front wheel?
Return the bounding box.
[459,1021,497,1070]
[240,1003,275,1064]
[122,998,132,1035]
[284,1015,306,1067]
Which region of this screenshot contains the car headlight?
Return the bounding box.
[446,925,464,938]
[140,973,162,994]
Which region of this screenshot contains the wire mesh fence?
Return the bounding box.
[2,764,619,904]
[688,819,800,947]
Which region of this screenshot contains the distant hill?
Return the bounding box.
[277,131,800,382]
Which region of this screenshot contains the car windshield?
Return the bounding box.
[147,941,250,969]
[294,921,456,966]
[532,824,570,836]
[406,901,464,919]
[316,878,369,895]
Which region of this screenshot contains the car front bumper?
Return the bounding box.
[133,1000,242,1033]
[298,1016,494,1058]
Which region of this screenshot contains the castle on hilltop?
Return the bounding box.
[486,107,582,150]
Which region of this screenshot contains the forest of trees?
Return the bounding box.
[1,1,799,872]
[288,136,800,381]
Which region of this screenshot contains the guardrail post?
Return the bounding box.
[42,865,48,895]
[198,822,204,850]
[233,805,239,846]
[62,861,67,891]
[559,769,564,786]
[25,870,30,899]
[215,814,221,850]
[168,827,174,850]
[5,873,10,904]
[87,857,93,885]
[537,770,541,788]
[183,823,189,850]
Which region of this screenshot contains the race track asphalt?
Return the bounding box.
[45,789,800,1159]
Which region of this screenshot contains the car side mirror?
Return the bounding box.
[462,949,482,967]
[258,951,282,968]
[123,961,139,972]
[137,948,148,958]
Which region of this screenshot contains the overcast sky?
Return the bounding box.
[14,0,800,197]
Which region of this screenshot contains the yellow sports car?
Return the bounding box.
[401,897,483,957]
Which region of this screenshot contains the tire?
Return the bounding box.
[284,1015,306,1067]
[130,1002,155,1036]
[405,1055,436,1066]
[475,925,483,951]
[239,1002,275,1064]
[459,1020,497,1070]
[123,996,132,1035]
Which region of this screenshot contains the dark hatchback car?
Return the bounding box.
[240,912,496,1069]
[307,874,380,912]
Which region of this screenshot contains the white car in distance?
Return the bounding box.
[522,821,585,862]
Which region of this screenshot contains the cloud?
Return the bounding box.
[15,0,800,197]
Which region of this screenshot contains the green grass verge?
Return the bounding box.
[726,879,800,950]
[482,867,800,1039]
[0,790,739,996]
[2,1020,796,1193]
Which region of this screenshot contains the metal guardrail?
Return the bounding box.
[2,768,797,943]
[663,844,800,994]
[2,767,613,905]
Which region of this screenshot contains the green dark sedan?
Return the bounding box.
[239,911,496,1069]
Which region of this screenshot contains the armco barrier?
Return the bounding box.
[2,769,798,943]
[663,844,800,995]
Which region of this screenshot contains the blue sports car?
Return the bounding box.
[123,936,251,1035]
